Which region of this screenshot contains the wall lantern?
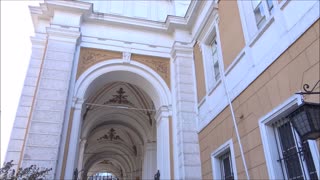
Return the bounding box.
[292,80,320,141]
[288,102,320,141]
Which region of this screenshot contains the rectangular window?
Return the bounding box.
[211,140,237,180]
[266,0,274,11]
[210,40,220,82]
[252,0,266,29]
[220,151,234,180]
[273,119,318,180]
[251,0,274,29]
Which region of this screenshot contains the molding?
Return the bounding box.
[225,49,246,75]
[249,17,275,47]
[80,36,172,59]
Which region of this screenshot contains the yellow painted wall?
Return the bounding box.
[218,0,245,70]
[199,20,320,179]
[194,44,206,103]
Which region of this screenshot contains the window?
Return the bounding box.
[273,119,318,180]
[251,0,274,29]
[219,151,234,180]
[260,95,320,180]
[210,39,220,82]
[212,140,237,180]
[198,17,222,93]
[237,0,277,42]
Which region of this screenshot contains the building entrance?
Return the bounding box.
[64,61,172,180]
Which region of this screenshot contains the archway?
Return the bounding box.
[64,60,172,180]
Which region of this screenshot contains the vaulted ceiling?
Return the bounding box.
[81,82,156,178]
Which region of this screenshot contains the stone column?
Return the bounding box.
[20,27,80,179]
[65,99,84,179]
[5,34,47,166]
[155,106,171,179]
[142,142,157,179]
[171,43,202,179]
[77,139,87,176]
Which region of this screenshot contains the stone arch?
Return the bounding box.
[65,59,172,179]
[74,60,171,109]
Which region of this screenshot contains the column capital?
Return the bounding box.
[46,27,81,44]
[79,139,87,145]
[170,42,194,60]
[30,35,47,48]
[72,97,85,110]
[155,106,170,123]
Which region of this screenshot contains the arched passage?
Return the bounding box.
[64,60,172,180]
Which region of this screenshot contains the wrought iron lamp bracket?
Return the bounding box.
[295,80,320,95]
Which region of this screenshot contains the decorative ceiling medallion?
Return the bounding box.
[104,87,134,106]
[97,128,123,142]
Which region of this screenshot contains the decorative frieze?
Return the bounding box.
[77,48,171,88]
[76,47,122,79]
[131,54,171,88]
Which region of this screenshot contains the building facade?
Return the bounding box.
[5,0,319,179]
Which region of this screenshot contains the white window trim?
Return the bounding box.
[237,0,278,44]
[199,17,223,95]
[259,94,320,179]
[211,139,238,180]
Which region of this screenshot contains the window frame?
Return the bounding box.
[273,119,318,180]
[259,95,320,179]
[211,139,238,180]
[199,19,222,94]
[237,0,277,43]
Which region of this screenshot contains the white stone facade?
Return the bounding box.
[6,0,319,180]
[6,1,203,179]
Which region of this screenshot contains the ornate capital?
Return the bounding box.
[72,97,85,110]
[170,42,194,60]
[46,27,81,44]
[155,106,170,123]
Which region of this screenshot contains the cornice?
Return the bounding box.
[30,1,204,34]
[87,13,168,32]
[29,0,218,45]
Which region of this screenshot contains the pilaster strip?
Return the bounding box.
[17,36,48,169]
